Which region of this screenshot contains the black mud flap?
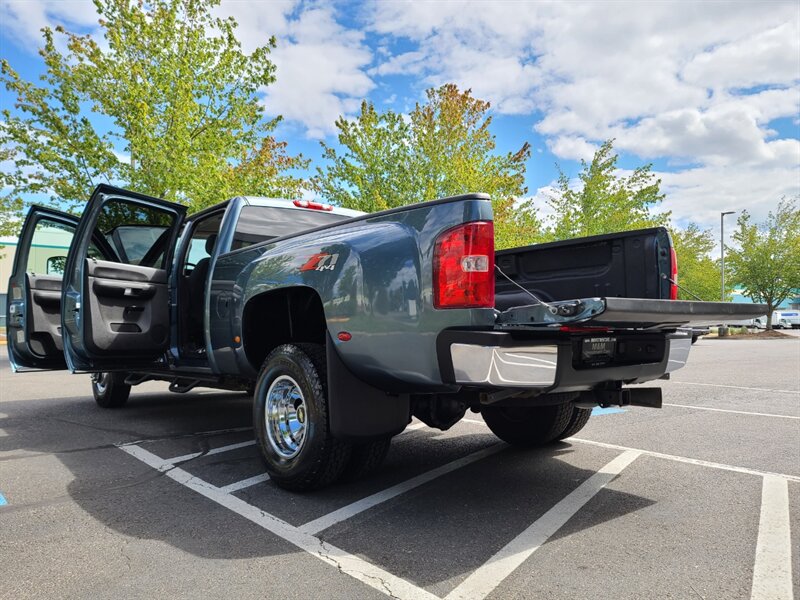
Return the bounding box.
[326,335,410,440]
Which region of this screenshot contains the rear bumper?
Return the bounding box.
[437,330,691,392]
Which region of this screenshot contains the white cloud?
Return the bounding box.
[265,9,374,138]
[368,0,800,229]
[659,163,800,227]
[3,1,376,140]
[217,2,375,138]
[0,0,99,46]
[612,100,800,167]
[3,0,798,231]
[682,21,800,90]
[545,137,597,162]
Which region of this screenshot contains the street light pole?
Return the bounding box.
[720,211,736,301]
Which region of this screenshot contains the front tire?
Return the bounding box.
[91,372,131,408]
[482,402,574,447]
[253,343,351,491]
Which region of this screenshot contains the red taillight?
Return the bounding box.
[433,221,495,309]
[293,199,333,211]
[669,247,678,300]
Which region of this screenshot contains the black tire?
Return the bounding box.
[554,407,592,441]
[91,372,131,408]
[342,437,392,482]
[253,343,351,492]
[482,402,574,447]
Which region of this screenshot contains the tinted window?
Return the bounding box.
[111,225,168,264]
[98,200,175,268]
[231,206,351,251]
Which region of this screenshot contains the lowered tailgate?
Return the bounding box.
[495,298,769,329]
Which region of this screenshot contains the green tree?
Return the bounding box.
[1,0,306,223]
[545,139,669,241]
[726,199,800,329]
[670,223,722,301]
[314,101,413,213]
[313,84,540,249]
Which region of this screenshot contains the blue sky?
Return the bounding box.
[1,0,799,244]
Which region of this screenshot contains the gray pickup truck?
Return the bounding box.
[7,185,765,490]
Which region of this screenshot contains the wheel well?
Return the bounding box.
[242,287,327,372]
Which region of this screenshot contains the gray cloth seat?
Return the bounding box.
[187,234,217,343]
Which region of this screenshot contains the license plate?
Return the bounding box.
[582,337,617,360]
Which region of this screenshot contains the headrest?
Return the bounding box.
[205,233,218,255]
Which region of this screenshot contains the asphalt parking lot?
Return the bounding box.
[1,334,798,600]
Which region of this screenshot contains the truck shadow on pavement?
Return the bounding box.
[2,387,656,586]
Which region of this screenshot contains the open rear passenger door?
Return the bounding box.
[61,185,186,372]
[6,207,82,370]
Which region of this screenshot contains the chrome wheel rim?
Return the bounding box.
[93,373,109,394]
[265,375,307,459]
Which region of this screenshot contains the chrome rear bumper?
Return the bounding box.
[450,343,558,386]
[440,330,691,390]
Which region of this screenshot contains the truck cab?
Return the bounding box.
[7,185,360,379]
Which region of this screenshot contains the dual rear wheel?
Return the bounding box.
[253,343,391,492]
[481,401,592,447]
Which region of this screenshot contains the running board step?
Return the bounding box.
[169,379,202,394]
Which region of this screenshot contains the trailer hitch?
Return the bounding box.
[575,384,662,409]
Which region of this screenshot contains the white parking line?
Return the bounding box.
[402,422,427,433]
[121,426,254,447]
[671,381,800,395]
[220,473,270,493]
[300,444,505,535]
[445,450,641,600]
[663,403,800,420]
[751,476,794,600]
[461,418,800,482]
[571,438,800,483]
[120,444,437,600]
[166,440,257,464]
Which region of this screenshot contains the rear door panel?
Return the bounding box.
[62,185,186,372]
[83,259,170,354]
[6,206,79,371]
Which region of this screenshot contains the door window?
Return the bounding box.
[98,200,176,268]
[25,217,104,277]
[26,218,75,275]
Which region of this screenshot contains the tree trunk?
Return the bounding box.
[766,303,774,330]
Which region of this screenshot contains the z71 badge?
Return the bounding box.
[299,252,340,272]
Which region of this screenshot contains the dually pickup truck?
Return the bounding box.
[7,185,766,490]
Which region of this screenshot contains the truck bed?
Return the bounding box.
[495,228,673,311]
[494,227,766,329]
